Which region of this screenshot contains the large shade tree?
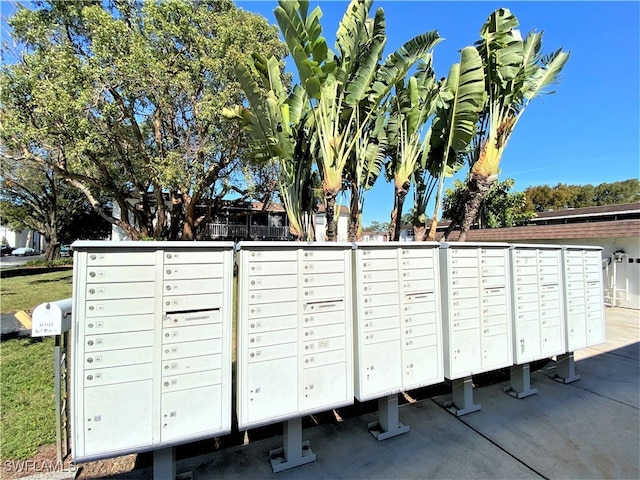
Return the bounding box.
[0,0,288,240]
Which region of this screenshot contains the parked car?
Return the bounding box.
[12,247,40,256]
[60,245,71,257]
[0,245,13,256]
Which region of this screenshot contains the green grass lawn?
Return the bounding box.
[1,269,73,314]
[1,270,73,460]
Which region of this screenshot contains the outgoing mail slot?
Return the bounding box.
[165,264,229,280]
[483,287,506,297]
[85,314,155,334]
[83,363,153,387]
[87,251,156,266]
[163,293,222,312]
[404,291,435,304]
[84,346,153,370]
[361,281,399,295]
[85,330,153,352]
[86,282,155,300]
[161,354,221,376]
[303,323,346,341]
[248,287,297,305]
[164,278,225,296]
[162,324,223,344]
[248,275,297,290]
[304,284,347,301]
[161,369,222,393]
[248,328,297,347]
[164,250,225,265]
[403,323,436,339]
[302,260,346,274]
[164,309,221,328]
[303,348,347,368]
[248,316,297,333]
[304,272,347,287]
[249,301,297,319]
[86,298,155,317]
[303,300,344,314]
[247,342,297,363]
[86,266,155,284]
[162,338,222,360]
[361,328,401,345]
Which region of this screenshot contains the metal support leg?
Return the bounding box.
[505,363,538,398]
[269,418,316,473]
[552,352,581,384]
[368,394,410,441]
[153,447,176,480]
[445,376,481,416]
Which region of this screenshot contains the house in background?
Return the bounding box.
[206,200,291,241]
[0,224,45,252]
[437,202,640,310]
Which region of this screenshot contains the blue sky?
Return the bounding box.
[238,1,640,225]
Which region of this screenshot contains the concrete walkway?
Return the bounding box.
[100,307,639,480]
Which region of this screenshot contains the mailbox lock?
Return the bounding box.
[89,271,96,278]
[164,349,169,354]
[166,269,172,275]
[166,286,172,291]
[89,288,95,294]
[87,358,93,363]
[88,323,94,328]
[250,352,255,358]
[90,255,96,260]
[166,253,172,259]
[86,375,93,381]
[87,340,94,346]
[250,323,255,328]
[165,333,170,337]
[250,338,255,343]
[164,381,170,387]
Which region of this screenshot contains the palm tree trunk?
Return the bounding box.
[458,172,497,242]
[348,185,360,242]
[413,224,427,242]
[325,191,338,242]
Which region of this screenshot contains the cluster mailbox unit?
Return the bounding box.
[70,241,234,463]
[66,240,606,474]
[236,242,354,472]
[352,242,443,439]
[557,245,605,383]
[439,242,513,415]
[508,244,566,397]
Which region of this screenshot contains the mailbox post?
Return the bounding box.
[32,298,73,463]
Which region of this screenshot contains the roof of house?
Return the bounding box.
[438,219,640,242]
[531,202,640,223]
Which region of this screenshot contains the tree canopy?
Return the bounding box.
[1,0,288,240]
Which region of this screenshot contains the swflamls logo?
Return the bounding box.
[3,459,77,473]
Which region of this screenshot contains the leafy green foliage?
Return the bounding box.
[524,179,640,212]
[443,178,535,228]
[1,0,288,240]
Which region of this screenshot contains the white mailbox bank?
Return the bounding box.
[439,242,513,415]
[352,242,443,439]
[508,244,566,397]
[71,241,234,464]
[236,242,354,472]
[556,245,605,383]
